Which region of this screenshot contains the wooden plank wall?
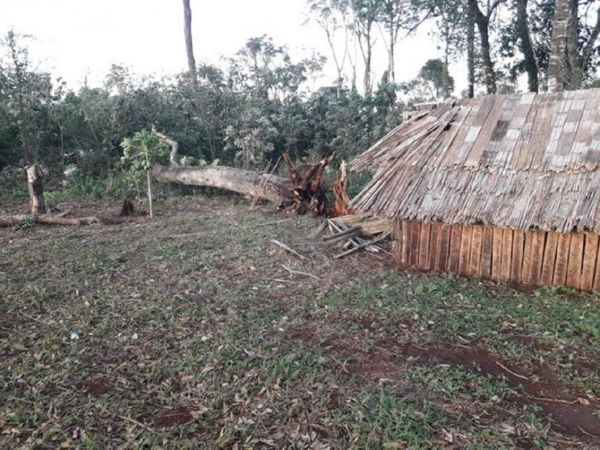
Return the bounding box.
[393,220,600,291]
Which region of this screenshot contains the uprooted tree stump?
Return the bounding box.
[282,153,334,215]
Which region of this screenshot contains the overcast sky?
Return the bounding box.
[0,0,466,92]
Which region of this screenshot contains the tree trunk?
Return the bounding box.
[473,8,497,94]
[364,41,372,96]
[566,0,581,88]
[182,0,197,86]
[26,165,46,215]
[332,161,354,217]
[388,27,396,85]
[581,7,600,72]
[548,0,571,92]
[467,6,475,98]
[0,214,97,227]
[516,0,539,92]
[152,165,293,204]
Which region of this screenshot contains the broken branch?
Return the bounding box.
[270,239,307,260]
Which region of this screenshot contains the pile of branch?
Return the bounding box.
[313,213,392,259]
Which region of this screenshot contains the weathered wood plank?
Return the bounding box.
[469,225,483,276]
[437,225,452,272]
[553,233,571,286]
[418,223,432,270]
[448,225,463,274]
[527,230,545,285]
[400,221,410,268]
[511,231,525,282]
[501,229,514,281]
[429,223,442,272]
[408,221,421,268]
[540,232,559,286]
[521,231,534,282]
[566,233,584,289]
[458,226,473,276]
[491,228,504,279]
[580,233,598,291]
[593,240,600,291]
[480,227,494,278]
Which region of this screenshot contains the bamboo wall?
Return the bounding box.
[393,220,600,291]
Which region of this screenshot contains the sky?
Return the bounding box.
[0,0,466,92]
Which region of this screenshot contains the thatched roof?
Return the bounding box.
[351,88,600,234]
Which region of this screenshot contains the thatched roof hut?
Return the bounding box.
[351,89,600,290]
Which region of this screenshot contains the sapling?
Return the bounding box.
[120,130,168,218]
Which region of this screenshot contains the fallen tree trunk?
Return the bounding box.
[151,130,336,215]
[152,164,293,204]
[0,214,98,227]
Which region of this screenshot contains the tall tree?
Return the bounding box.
[377,0,408,85]
[515,0,539,92]
[307,0,350,97]
[182,0,197,86]
[469,0,506,95]
[349,0,381,96]
[1,31,53,164]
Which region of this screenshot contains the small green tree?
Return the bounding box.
[120,130,168,218]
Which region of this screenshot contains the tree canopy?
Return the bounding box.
[0,1,598,173]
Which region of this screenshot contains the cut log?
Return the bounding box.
[152,164,293,204]
[0,214,98,227]
[26,165,46,215]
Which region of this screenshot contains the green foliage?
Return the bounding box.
[45,172,130,207]
[120,130,168,183]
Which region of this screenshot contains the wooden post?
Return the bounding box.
[146,170,154,219]
[26,165,46,215]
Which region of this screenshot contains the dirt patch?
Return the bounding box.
[289,326,600,440]
[82,377,113,396]
[406,345,600,439]
[327,311,414,333]
[572,356,600,375]
[510,335,557,352]
[389,343,600,439]
[151,407,193,428]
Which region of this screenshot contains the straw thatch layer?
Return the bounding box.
[351,89,600,234]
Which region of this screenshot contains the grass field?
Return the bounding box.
[1,196,600,448]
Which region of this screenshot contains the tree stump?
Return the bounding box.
[26,165,46,215]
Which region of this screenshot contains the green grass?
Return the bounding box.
[1,196,599,448]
